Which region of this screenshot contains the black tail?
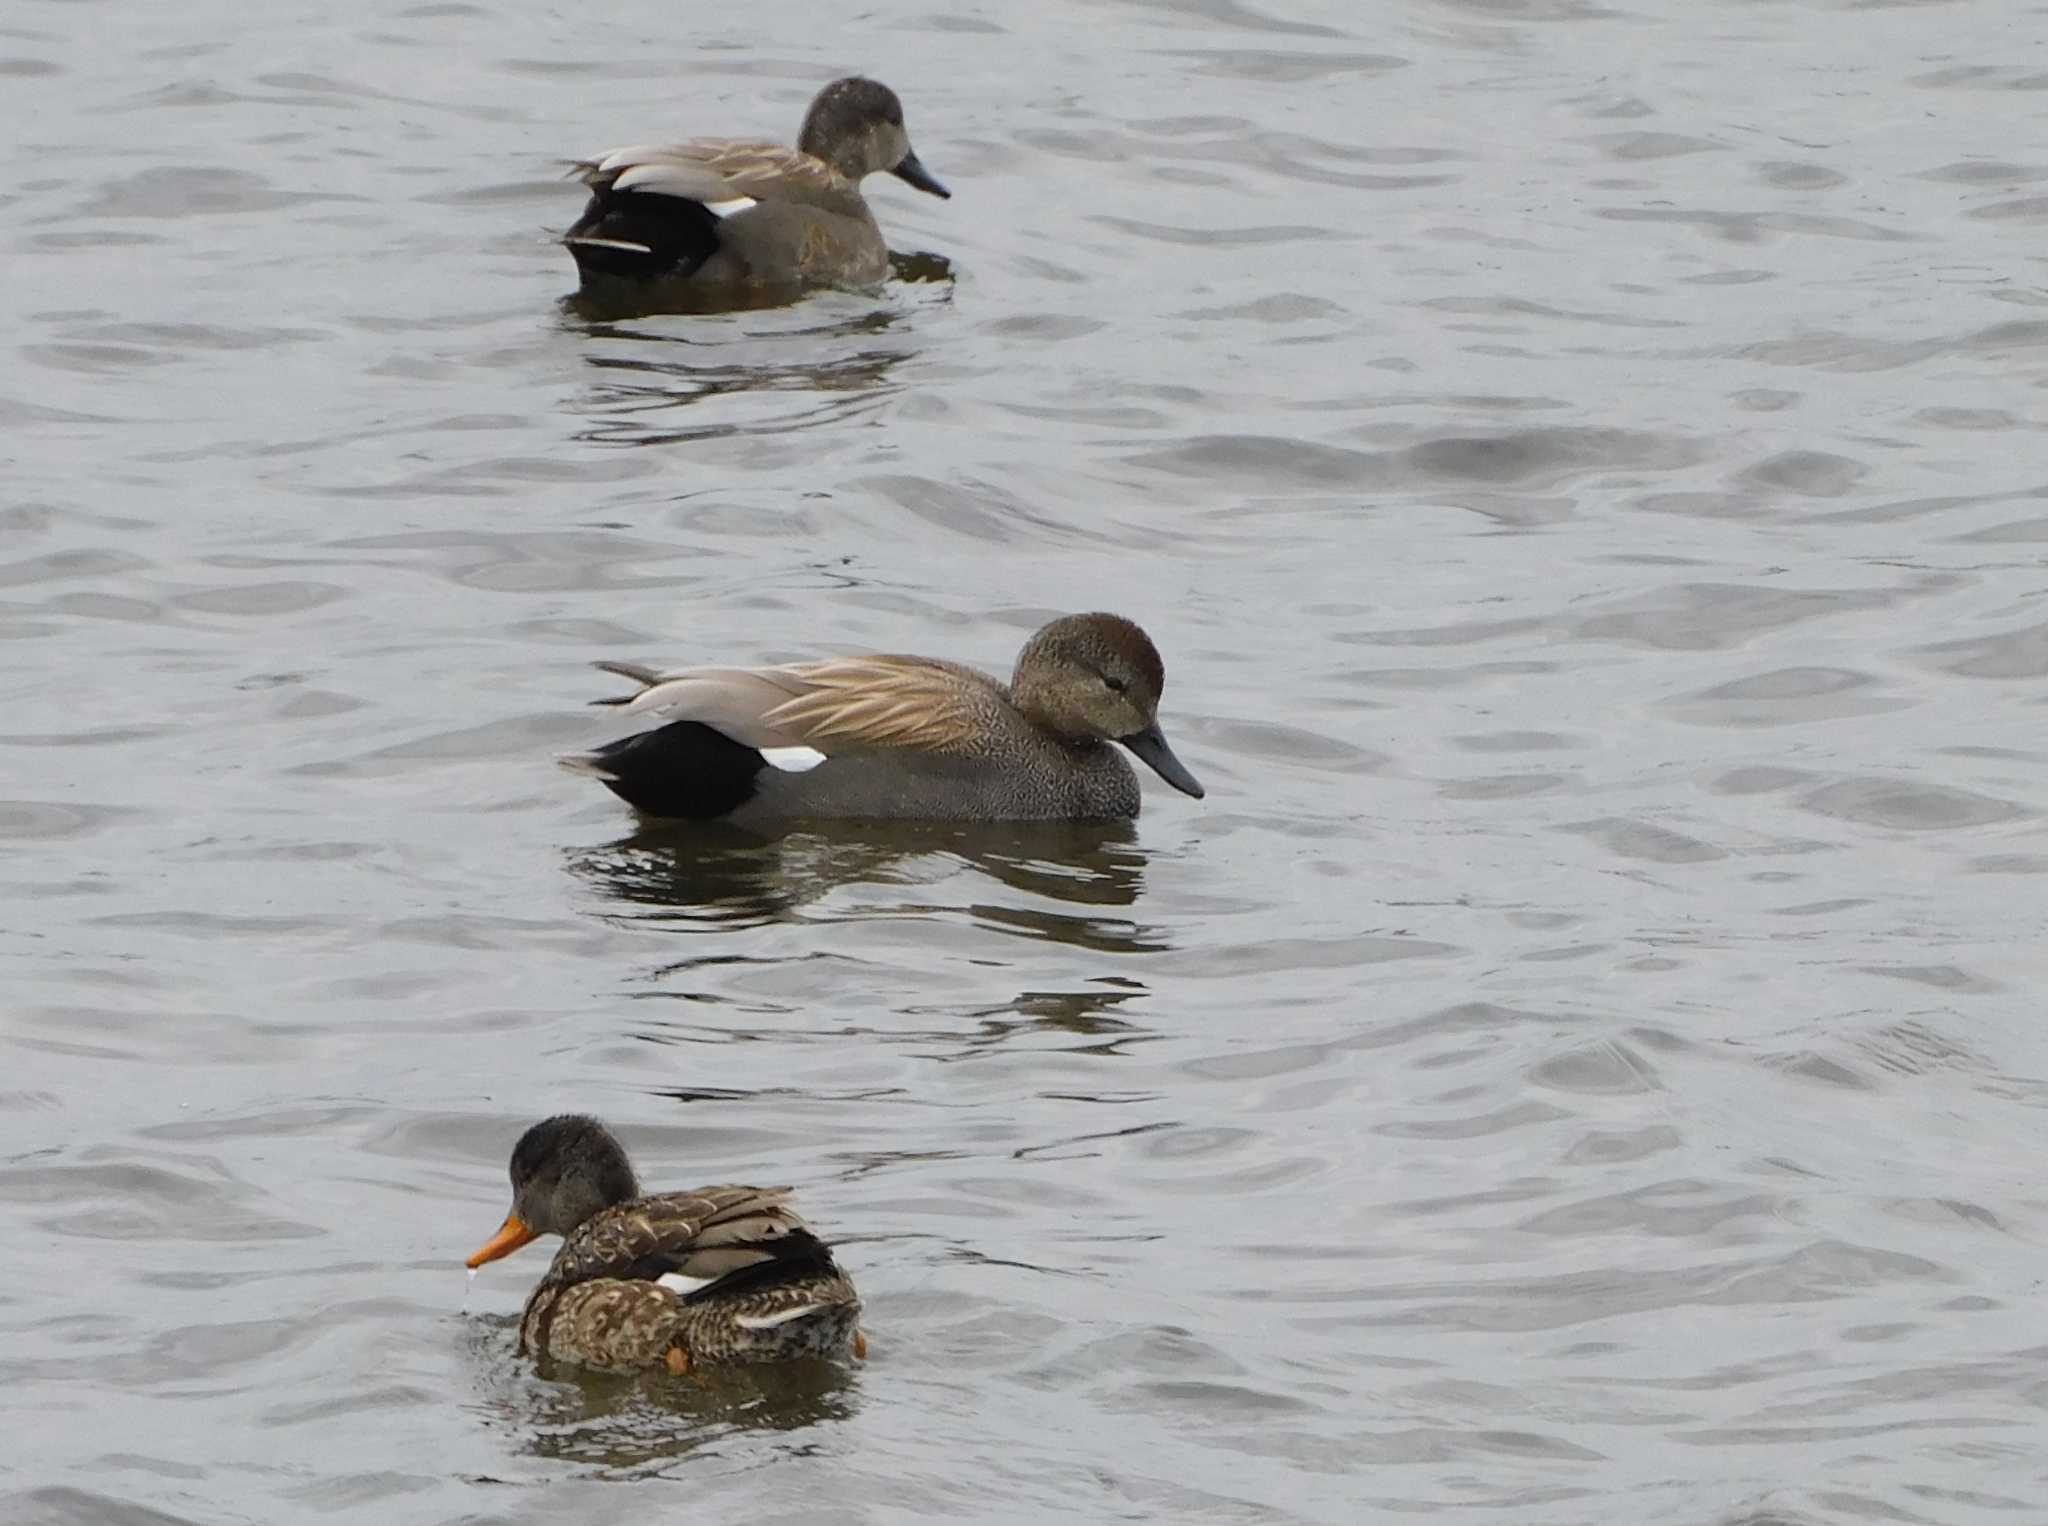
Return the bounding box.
[562,720,765,819]
[565,184,721,284]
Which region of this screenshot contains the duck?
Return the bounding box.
[466,1114,864,1373]
[563,76,949,301]
[559,612,1207,823]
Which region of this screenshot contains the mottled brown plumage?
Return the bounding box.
[467,1117,861,1373]
[559,612,1207,823]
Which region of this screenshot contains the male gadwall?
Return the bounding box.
[564,76,949,299]
[560,612,1206,822]
[468,1115,864,1373]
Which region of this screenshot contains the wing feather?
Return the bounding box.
[611,666,822,750]
[760,657,1005,756]
[575,138,847,205]
[593,655,1007,759]
[550,1186,812,1288]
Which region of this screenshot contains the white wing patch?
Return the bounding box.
[656,1271,720,1297]
[736,1303,824,1330]
[606,168,758,215]
[758,745,827,773]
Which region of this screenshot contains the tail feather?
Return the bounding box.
[564,234,653,255]
[589,660,666,708]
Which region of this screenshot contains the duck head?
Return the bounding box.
[1011,613,1205,799]
[799,76,950,199]
[466,1114,640,1268]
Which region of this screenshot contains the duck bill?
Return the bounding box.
[1120,723,1205,799]
[466,1212,537,1269]
[891,149,951,199]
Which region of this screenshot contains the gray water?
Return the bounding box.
[4,1,2048,1522]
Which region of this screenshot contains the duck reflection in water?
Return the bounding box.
[482,1342,857,1474]
[953,984,1156,1056]
[567,816,1156,951]
[569,305,923,448]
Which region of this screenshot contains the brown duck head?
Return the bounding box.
[798,76,950,199]
[466,1114,640,1268]
[1010,613,1205,799]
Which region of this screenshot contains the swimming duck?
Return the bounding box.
[564,76,949,299]
[466,1114,863,1372]
[560,612,1206,822]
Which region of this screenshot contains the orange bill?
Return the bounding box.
[466,1211,537,1268]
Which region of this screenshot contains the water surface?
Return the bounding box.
[4,1,2047,1522]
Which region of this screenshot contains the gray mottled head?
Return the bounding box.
[1011,613,1204,799]
[797,76,950,198]
[467,1114,640,1267]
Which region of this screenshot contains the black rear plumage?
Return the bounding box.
[564,183,722,284]
[578,720,766,819]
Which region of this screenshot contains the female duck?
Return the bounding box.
[565,76,949,301]
[560,611,1207,822]
[467,1115,863,1372]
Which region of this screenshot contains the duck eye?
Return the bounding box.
[1103,673,1129,696]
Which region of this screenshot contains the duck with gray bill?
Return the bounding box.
[468,1114,864,1372]
[560,612,1206,823]
[564,76,949,299]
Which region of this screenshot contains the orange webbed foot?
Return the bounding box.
[853,1330,869,1361]
[665,1346,693,1376]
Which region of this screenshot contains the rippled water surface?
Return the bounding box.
[6,1,2048,1522]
